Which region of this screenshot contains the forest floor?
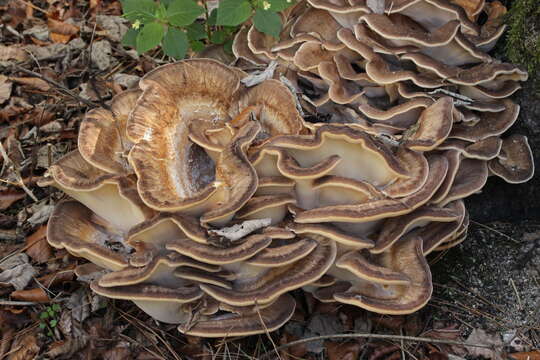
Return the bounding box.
[0,0,538,359]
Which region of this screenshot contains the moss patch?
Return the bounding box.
[504,0,540,86]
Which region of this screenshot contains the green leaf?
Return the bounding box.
[136,22,165,53]
[52,304,61,312]
[186,22,207,41]
[190,40,205,52]
[167,0,204,26]
[216,0,252,26]
[162,27,189,59]
[48,310,55,317]
[47,330,52,337]
[121,0,157,22]
[210,29,227,44]
[267,0,293,12]
[39,323,46,329]
[253,9,281,38]
[40,312,49,320]
[224,39,234,54]
[49,319,58,328]
[122,28,139,47]
[207,9,217,26]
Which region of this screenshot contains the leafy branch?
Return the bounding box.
[120,0,295,59]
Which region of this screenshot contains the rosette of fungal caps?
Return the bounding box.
[42,0,533,337]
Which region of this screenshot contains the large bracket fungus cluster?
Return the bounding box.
[41,0,534,338]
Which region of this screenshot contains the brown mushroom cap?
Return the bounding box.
[333,234,432,314]
[42,150,152,231]
[47,200,128,270]
[78,89,140,175]
[488,135,534,183]
[166,234,271,265]
[246,238,318,267]
[90,281,202,324]
[199,239,337,306]
[372,204,462,254]
[178,294,296,337]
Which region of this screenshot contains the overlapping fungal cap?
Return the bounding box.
[42,43,532,337]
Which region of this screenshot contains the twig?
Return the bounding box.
[509,278,523,310]
[12,65,98,108]
[470,220,520,244]
[0,300,39,306]
[259,333,499,359]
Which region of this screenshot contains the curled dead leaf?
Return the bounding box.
[47,18,79,43]
[10,287,49,303]
[9,77,51,92]
[25,225,52,264]
[0,190,25,211]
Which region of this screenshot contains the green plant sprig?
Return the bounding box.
[38,303,61,338]
[120,0,295,59]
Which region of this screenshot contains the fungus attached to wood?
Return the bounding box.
[42,10,532,337]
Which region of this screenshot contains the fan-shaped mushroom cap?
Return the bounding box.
[289,222,374,249]
[438,158,488,206]
[166,234,271,265]
[126,59,241,211]
[401,97,453,151]
[372,204,462,253]
[439,137,503,160]
[41,150,152,231]
[78,89,140,175]
[91,281,202,323]
[421,200,466,255]
[449,100,519,141]
[335,250,412,285]
[246,238,318,267]
[333,234,432,314]
[179,294,296,337]
[294,154,448,223]
[236,194,296,225]
[98,252,219,288]
[199,239,337,306]
[488,135,534,184]
[47,200,128,270]
[307,0,370,28]
[386,0,479,35]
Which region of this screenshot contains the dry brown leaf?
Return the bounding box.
[326,341,362,360]
[47,18,79,43]
[0,45,29,62]
[0,254,37,291]
[11,287,49,302]
[0,190,25,211]
[7,332,39,360]
[466,329,504,360]
[102,347,132,360]
[9,77,51,92]
[25,225,52,264]
[37,268,74,288]
[0,75,13,104]
[509,351,540,360]
[279,332,307,359]
[45,338,89,358]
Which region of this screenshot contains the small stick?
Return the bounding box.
[470,220,520,244]
[0,300,39,306]
[259,333,500,359]
[12,65,98,108]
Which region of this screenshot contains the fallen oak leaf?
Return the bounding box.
[7,332,39,360]
[25,225,52,264]
[509,351,540,360]
[10,287,49,303]
[0,254,37,291]
[0,189,25,210]
[47,18,79,43]
[325,341,361,360]
[9,77,51,92]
